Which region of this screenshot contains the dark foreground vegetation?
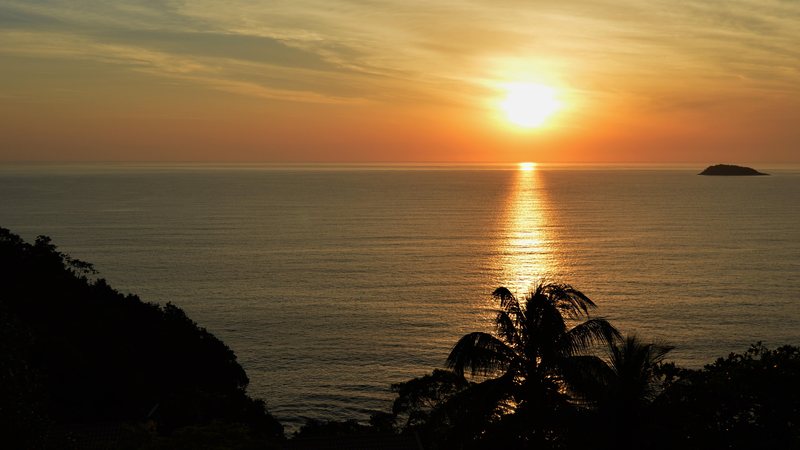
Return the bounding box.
[2,227,798,449]
[303,288,800,449]
[0,228,283,449]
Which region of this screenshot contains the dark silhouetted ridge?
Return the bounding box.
[0,227,284,448]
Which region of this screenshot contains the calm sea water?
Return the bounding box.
[1,164,799,429]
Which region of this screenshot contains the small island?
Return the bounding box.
[699,164,768,176]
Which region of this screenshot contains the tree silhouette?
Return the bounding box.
[391,369,471,431]
[651,343,800,449]
[0,227,283,446]
[568,335,672,449]
[445,281,619,445]
[599,335,672,409]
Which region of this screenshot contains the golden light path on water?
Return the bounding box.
[497,163,558,296]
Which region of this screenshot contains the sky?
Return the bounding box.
[1,0,798,163]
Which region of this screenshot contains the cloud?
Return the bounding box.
[98,30,344,72]
[1,0,798,109]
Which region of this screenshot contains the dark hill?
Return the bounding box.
[0,228,283,448]
[699,164,768,176]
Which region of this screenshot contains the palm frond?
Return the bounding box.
[438,371,516,427]
[501,299,525,324]
[605,335,675,404]
[446,332,515,377]
[532,298,568,337]
[495,310,522,350]
[492,286,520,311]
[493,287,527,338]
[558,318,620,356]
[492,286,514,302]
[558,354,614,404]
[647,341,674,364]
[541,282,597,318]
[609,335,673,379]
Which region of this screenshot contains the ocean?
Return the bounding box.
[1,163,798,430]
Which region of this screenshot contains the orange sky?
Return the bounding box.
[1,1,798,163]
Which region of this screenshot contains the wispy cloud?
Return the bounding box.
[1,0,798,121]
[1,0,799,162]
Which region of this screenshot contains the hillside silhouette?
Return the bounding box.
[0,228,283,448]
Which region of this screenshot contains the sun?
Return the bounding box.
[500,83,561,128]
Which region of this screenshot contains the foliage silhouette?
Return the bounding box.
[390,368,502,448]
[599,335,673,407]
[565,335,673,450]
[650,343,800,449]
[391,368,471,431]
[0,308,49,448]
[282,280,800,450]
[0,228,283,447]
[445,282,620,447]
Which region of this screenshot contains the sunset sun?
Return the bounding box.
[500,83,561,128]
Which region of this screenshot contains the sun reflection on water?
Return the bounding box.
[498,164,555,294]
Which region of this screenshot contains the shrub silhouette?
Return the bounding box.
[651,343,800,449]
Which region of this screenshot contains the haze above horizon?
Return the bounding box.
[1,1,798,163]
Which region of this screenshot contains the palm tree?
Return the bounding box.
[583,335,673,449]
[600,335,673,409]
[446,281,620,429]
